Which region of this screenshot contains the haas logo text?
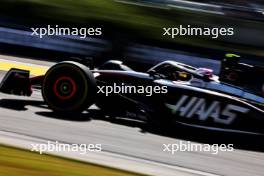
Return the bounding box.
[165,95,249,125]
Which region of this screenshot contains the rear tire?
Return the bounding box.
[42,61,96,114]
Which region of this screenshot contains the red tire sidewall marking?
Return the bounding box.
[53,76,77,100]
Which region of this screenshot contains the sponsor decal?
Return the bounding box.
[165,95,249,125]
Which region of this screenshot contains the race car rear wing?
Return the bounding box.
[0,68,32,96]
[219,54,264,96]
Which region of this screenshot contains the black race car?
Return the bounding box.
[0,59,263,135]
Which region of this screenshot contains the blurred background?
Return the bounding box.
[0,0,263,71]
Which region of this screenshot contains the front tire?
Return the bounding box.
[42,61,96,114]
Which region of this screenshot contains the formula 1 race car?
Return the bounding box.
[0,59,264,135]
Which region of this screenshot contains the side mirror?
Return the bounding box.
[203,74,211,81]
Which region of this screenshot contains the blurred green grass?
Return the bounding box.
[0,145,147,176]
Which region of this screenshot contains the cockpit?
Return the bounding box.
[148,61,215,82]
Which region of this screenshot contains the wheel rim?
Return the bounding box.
[53,76,77,100]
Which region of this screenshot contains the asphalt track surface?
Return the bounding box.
[0,56,264,176]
